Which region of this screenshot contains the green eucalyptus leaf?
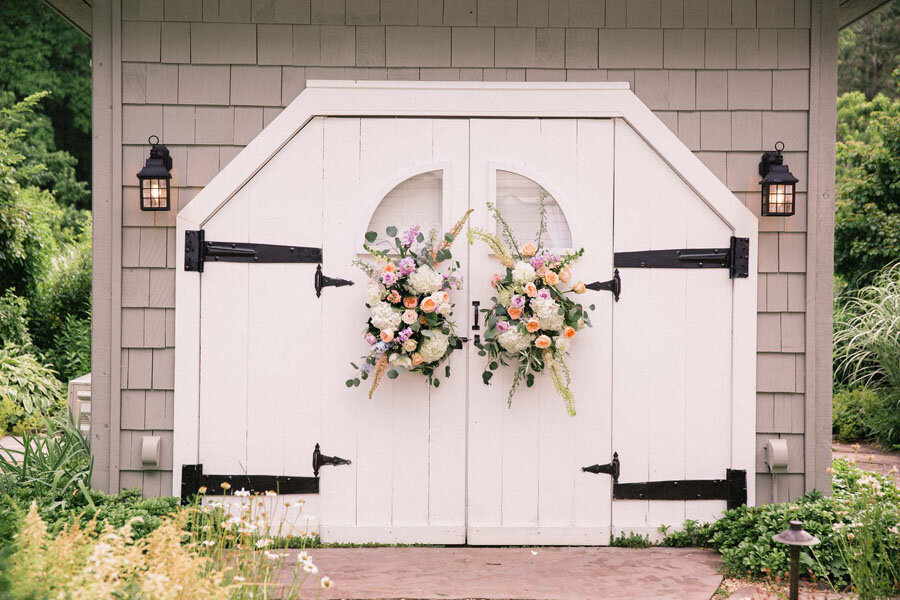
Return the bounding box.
[482,371,493,384]
[345,379,354,387]
[365,231,378,243]
[387,369,399,379]
[386,226,398,237]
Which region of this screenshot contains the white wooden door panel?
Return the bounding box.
[467,119,614,545]
[611,119,735,539]
[319,118,469,544]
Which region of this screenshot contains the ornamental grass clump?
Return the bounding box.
[4,489,332,600]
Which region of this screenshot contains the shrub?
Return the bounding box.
[833,387,900,450]
[0,289,32,348]
[610,531,653,548]
[660,459,900,596]
[44,313,90,383]
[0,343,64,435]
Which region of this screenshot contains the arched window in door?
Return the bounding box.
[367,170,442,242]
[495,170,573,248]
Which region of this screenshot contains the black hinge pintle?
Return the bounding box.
[582,452,620,483]
[586,269,621,301]
[312,443,352,477]
[314,264,354,297]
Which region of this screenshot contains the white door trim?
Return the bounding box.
[175,84,757,507]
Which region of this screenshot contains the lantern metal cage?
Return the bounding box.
[137,135,173,211]
[759,141,799,217]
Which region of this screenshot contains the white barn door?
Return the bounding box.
[317,117,470,543]
[466,119,615,544]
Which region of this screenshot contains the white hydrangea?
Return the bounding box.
[437,302,452,316]
[370,301,402,331]
[365,282,385,306]
[497,288,513,307]
[419,331,450,363]
[407,266,444,295]
[497,328,534,354]
[555,336,570,354]
[511,261,537,284]
[530,297,564,331]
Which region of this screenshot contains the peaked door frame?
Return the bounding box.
[175,82,758,509]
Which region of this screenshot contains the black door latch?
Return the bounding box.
[312,443,352,477]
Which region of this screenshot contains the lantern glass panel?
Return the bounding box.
[141,177,170,210]
[763,182,795,216]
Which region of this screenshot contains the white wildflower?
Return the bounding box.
[233,576,246,583]
[407,265,444,294]
[497,329,534,354]
[297,551,311,562]
[234,488,251,497]
[255,538,273,548]
[418,331,450,363]
[320,576,333,589]
[201,539,216,547]
[512,261,537,284]
[370,302,402,331]
[303,561,319,574]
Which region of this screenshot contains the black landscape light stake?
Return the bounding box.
[137,135,173,211]
[772,520,820,600]
[759,141,799,217]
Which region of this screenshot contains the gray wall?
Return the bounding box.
[91,0,836,501]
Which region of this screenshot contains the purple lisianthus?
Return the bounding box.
[537,288,552,300]
[365,333,377,345]
[400,225,420,248]
[496,320,510,333]
[382,271,398,286]
[398,327,413,342]
[530,255,545,269]
[510,294,525,309]
[398,257,416,274]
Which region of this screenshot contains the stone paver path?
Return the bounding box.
[833,441,900,487]
[288,547,723,600]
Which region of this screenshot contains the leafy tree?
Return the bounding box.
[834,73,900,288]
[838,0,900,99]
[0,0,91,188]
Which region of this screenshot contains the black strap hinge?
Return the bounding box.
[612,469,747,510]
[614,236,749,279]
[180,464,319,505]
[184,229,323,273]
[582,452,620,483]
[586,269,621,301]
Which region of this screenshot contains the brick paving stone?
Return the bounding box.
[285,546,723,599]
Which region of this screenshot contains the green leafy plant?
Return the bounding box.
[0,411,93,511]
[45,313,90,383]
[610,531,653,548]
[0,342,63,418]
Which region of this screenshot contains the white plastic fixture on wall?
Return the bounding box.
[174,82,759,518]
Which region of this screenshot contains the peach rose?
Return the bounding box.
[421,297,437,313]
[544,271,560,285]
[387,290,401,303]
[380,329,395,343]
[564,326,576,339]
[536,266,550,278]
[382,262,397,273]
[442,292,450,304]
[490,273,502,289]
[525,318,541,333]
[572,281,586,294]
[521,243,537,257]
[403,339,418,352]
[524,282,537,297]
[559,268,572,283]
[411,353,424,365]
[401,309,418,324]
[508,306,523,320]
[420,315,428,325]
[535,335,552,349]
[403,296,418,308]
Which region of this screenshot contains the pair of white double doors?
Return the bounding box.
[196,117,615,544]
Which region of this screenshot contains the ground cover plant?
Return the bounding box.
[661,458,900,598]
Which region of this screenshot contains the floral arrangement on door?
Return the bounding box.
[468,201,591,416]
[347,210,472,398]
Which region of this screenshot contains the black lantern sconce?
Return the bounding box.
[137,135,173,211]
[759,141,799,217]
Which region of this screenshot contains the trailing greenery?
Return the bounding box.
[660,459,900,597]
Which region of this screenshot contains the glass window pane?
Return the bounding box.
[367,171,442,240]
[495,170,572,248]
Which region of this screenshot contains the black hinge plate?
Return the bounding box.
[612,469,747,510]
[614,236,749,279]
[312,443,352,477]
[586,269,621,301]
[184,229,322,273]
[180,464,319,505]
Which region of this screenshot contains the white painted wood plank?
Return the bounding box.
[199,194,249,474]
[467,526,611,545]
[322,526,466,544]
[320,117,363,532]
